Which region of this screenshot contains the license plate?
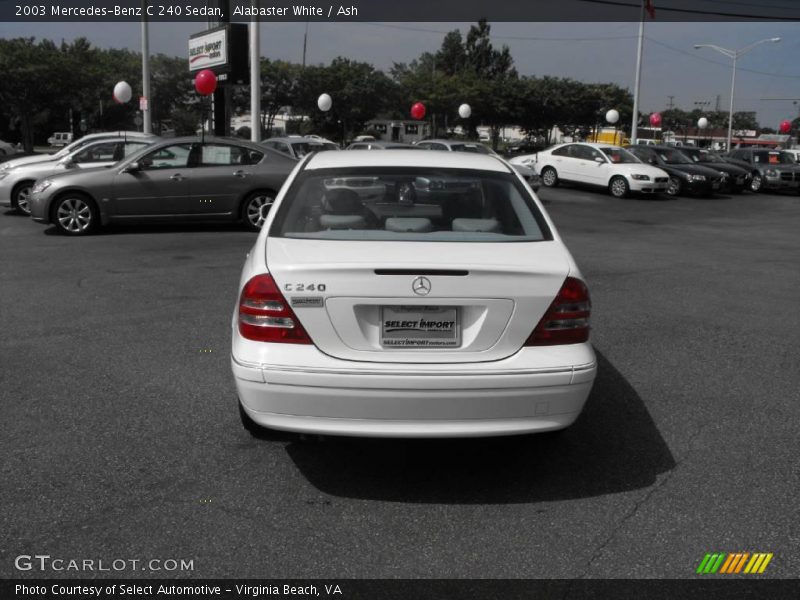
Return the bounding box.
[712,181,720,190]
[380,306,460,348]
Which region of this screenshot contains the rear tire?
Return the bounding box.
[609,176,629,198]
[241,190,276,231]
[541,167,558,188]
[11,181,34,215]
[51,193,99,236]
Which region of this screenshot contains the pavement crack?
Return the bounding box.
[576,420,713,579]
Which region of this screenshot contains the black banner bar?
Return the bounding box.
[3,579,800,600]
[3,0,800,22]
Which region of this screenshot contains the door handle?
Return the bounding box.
[233,170,248,178]
[170,173,184,181]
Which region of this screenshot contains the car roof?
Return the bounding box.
[264,137,322,143]
[305,149,510,172]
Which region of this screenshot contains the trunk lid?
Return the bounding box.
[266,238,571,363]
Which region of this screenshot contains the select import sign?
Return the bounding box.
[188,25,249,83]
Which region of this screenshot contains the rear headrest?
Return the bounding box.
[322,188,362,214]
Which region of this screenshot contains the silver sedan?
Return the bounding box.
[28,136,298,235]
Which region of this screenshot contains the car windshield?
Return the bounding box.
[450,143,493,154]
[753,151,795,165]
[600,147,640,164]
[684,150,714,163]
[657,149,693,164]
[271,167,551,242]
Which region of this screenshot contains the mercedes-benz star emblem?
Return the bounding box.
[412,276,432,296]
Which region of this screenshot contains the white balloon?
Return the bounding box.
[605,109,619,124]
[458,103,472,119]
[317,93,332,112]
[698,117,709,129]
[113,81,132,104]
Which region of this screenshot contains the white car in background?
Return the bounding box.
[0,131,158,174]
[0,140,19,157]
[510,142,669,198]
[0,138,154,215]
[415,138,540,190]
[232,150,596,438]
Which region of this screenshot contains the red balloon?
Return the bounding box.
[194,69,218,96]
[410,102,426,120]
[649,112,662,127]
[779,120,791,134]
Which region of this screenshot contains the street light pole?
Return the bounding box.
[694,37,780,151]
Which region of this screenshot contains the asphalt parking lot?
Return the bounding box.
[2,185,798,579]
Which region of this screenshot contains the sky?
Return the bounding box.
[1,19,798,128]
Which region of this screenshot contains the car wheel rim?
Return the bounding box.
[667,177,680,196]
[611,179,626,197]
[542,170,556,186]
[56,198,92,233]
[751,176,761,191]
[246,195,274,228]
[16,186,32,214]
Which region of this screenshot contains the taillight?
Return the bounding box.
[238,274,312,344]
[526,277,591,346]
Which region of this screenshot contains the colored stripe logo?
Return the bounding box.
[696,552,773,574]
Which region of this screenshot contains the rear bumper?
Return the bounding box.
[233,345,596,438]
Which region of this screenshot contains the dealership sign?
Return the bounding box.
[189,27,228,72]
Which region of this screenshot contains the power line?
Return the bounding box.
[359,22,637,42]
[576,0,800,20]
[645,37,800,79]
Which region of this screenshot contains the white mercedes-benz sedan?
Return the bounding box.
[232,150,596,438]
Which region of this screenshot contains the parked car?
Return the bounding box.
[1,138,155,215]
[626,145,724,197]
[781,148,800,164]
[415,138,540,191]
[0,131,158,173]
[724,148,800,193]
[261,136,338,160]
[679,147,752,193]
[28,137,298,235]
[516,142,669,198]
[0,139,19,157]
[345,141,414,150]
[232,149,596,438]
[48,132,74,147]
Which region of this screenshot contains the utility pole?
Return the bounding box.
[667,95,675,110]
[302,19,309,68]
[630,0,646,145]
[250,1,260,142]
[141,0,152,134]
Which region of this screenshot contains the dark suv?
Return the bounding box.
[724,148,800,193]
[627,145,724,197]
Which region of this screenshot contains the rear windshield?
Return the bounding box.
[450,143,493,154]
[753,151,795,165]
[290,142,324,157]
[270,167,552,242]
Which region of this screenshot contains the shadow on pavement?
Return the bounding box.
[286,350,676,504]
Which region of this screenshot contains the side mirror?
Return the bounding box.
[594,156,605,164]
[121,161,140,174]
[58,157,76,168]
[648,157,658,165]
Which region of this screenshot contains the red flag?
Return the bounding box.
[645,0,656,19]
